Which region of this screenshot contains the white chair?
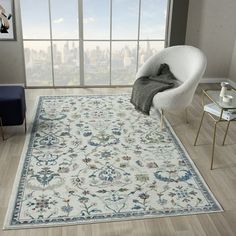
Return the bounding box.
[136,45,207,128]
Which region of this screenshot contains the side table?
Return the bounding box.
[194,88,236,169]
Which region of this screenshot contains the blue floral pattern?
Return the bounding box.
[6,95,222,228]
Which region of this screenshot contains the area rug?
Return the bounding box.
[4,95,223,229]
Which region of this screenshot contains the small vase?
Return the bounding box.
[220,87,226,97]
[219,82,229,97]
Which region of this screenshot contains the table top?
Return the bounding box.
[203,88,236,109]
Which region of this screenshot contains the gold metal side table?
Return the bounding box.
[194,88,236,170]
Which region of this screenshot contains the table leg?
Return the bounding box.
[222,121,230,146]
[185,107,189,124]
[0,117,4,141]
[211,122,217,170]
[160,109,164,130]
[194,111,205,146]
[24,113,27,133]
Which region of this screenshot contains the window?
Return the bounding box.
[84,41,110,85]
[112,42,137,85]
[20,0,169,87]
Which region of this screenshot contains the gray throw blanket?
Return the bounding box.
[130,63,178,115]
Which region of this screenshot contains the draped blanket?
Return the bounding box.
[130,64,179,115]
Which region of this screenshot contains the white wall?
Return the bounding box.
[0,0,25,84]
[186,0,236,78]
[229,39,236,82]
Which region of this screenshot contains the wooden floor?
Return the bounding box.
[0,84,236,236]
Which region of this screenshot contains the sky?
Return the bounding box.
[20,0,168,41]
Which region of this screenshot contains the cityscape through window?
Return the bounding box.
[21,0,169,87]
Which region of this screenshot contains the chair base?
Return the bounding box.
[160,109,164,130]
[159,107,189,131]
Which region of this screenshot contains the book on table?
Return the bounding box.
[204,103,236,121]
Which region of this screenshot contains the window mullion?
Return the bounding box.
[78,0,84,86]
[165,0,172,47]
[136,0,142,73]
[48,0,55,87]
[109,0,112,85]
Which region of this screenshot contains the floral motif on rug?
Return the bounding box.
[4,95,222,229]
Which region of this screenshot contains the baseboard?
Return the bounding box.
[0,80,234,88]
[0,83,25,87]
[200,78,227,83]
[228,79,236,88]
[200,78,236,89]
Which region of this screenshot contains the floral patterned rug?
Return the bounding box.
[4,95,222,229]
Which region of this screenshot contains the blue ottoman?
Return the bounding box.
[0,86,26,140]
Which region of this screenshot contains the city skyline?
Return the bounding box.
[25,40,164,86]
[21,0,168,86]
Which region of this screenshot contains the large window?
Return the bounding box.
[21,0,169,87]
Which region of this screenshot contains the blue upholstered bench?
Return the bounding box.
[0,86,26,140]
